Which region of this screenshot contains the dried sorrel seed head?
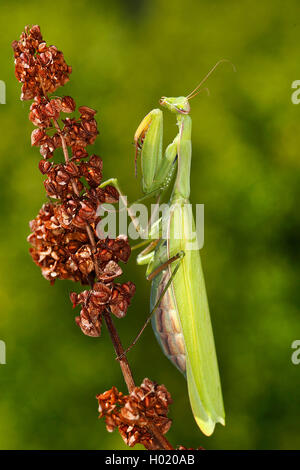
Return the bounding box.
[14,25,135,339]
[97,379,172,448]
[12,25,71,101]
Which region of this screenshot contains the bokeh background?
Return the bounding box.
[0,0,299,450]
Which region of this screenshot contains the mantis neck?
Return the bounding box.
[172,114,192,202]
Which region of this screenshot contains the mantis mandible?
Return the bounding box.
[99,60,232,435]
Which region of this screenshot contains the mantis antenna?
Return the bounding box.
[190,86,210,99]
[186,59,236,100]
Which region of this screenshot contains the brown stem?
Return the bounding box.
[51,113,173,451]
[103,311,135,392]
[147,422,174,451]
[103,311,173,451]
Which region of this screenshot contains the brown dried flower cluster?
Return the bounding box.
[70,272,135,336]
[13,25,135,337]
[29,99,99,161]
[28,202,90,284]
[97,378,172,448]
[28,203,132,287]
[12,25,71,101]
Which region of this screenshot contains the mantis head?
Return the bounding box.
[159,96,190,115]
[159,60,235,115]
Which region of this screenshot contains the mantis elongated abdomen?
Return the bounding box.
[150,246,187,374]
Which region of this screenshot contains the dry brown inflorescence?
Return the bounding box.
[12,25,135,336]
[97,378,172,448]
[12,25,177,450]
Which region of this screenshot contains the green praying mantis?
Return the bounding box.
[99,60,232,436]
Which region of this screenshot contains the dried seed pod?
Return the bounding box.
[38,159,52,174]
[74,245,94,275]
[75,307,102,337]
[71,146,89,160]
[31,128,45,146]
[97,260,123,283]
[61,96,76,113]
[110,282,136,319]
[97,379,172,448]
[79,106,97,118]
[80,154,103,187]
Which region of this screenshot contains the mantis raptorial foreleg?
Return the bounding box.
[99,104,178,238]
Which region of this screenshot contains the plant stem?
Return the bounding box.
[103,311,135,392]
[147,422,174,451]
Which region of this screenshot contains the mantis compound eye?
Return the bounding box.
[175,103,190,114]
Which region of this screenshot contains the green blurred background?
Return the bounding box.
[0,0,299,450]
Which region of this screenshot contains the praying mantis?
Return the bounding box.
[99,61,232,435]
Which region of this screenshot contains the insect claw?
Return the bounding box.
[115,352,124,361]
[134,146,138,177]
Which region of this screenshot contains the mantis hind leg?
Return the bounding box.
[117,251,185,360]
[147,250,184,281]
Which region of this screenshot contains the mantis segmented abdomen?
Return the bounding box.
[151,261,186,374]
